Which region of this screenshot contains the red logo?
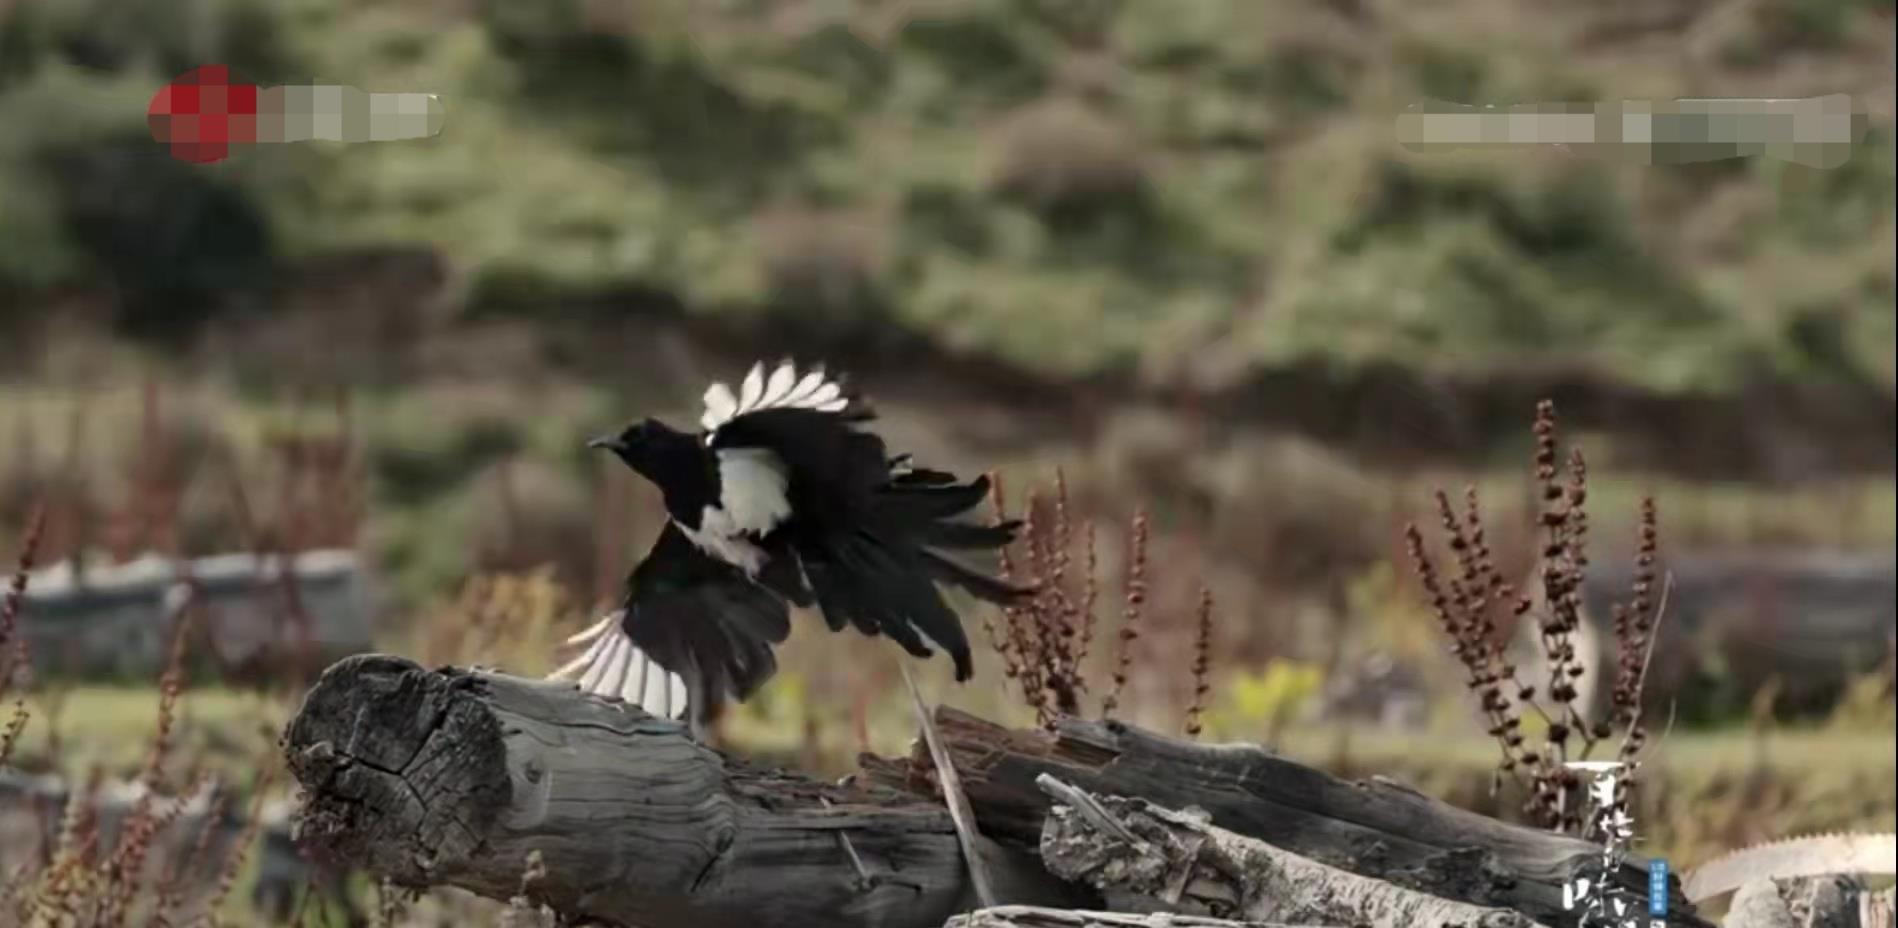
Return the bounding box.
[147,65,254,164]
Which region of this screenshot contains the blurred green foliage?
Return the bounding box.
[1,0,1890,391]
[1208,658,1326,743]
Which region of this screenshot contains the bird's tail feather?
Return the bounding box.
[877,471,997,524]
[916,518,1022,551]
[799,466,1032,682]
[809,533,975,678]
[874,470,1032,603]
[920,547,1032,602]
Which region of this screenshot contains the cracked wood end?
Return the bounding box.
[282,653,1084,928]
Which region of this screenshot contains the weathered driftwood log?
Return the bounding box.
[946,906,1318,927]
[19,549,379,680]
[281,654,1087,928]
[1036,775,1543,928]
[858,708,1706,928]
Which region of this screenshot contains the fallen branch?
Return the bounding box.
[860,709,1706,928]
[281,654,1085,928]
[947,906,1325,927]
[1035,774,1547,928]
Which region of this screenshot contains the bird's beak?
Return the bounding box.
[587,435,618,451]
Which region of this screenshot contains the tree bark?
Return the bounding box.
[857,708,1707,928]
[281,654,1086,928]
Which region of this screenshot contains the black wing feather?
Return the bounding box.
[708,405,1028,682]
[622,522,791,714]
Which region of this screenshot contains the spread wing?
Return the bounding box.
[700,359,882,517]
[699,359,851,433]
[700,361,1026,681]
[694,359,879,602]
[550,522,791,721]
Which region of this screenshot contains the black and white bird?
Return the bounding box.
[549,360,1030,735]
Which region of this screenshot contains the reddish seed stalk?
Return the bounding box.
[1184,585,1214,739]
[1405,399,1663,833]
[1036,472,1087,717]
[984,473,1023,675]
[1076,520,1098,669]
[1,506,47,683]
[1016,492,1054,724]
[204,765,278,920]
[1405,518,1527,774]
[91,599,199,926]
[1613,497,1661,762]
[3,422,313,921]
[990,475,1055,722]
[151,790,228,926]
[1054,474,1083,685]
[0,506,46,768]
[1101,506,1147,720]
[984,472,1165,726]
[99,770,213,928]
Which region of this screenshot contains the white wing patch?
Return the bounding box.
[675,446,791,576]
[714,447,791,534]
[699,360,849,432]
[548,612,689,720]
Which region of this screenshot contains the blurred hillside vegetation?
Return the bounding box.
[1,0,1895,622]
[1,10,1894,909]
[1,0,1893,393]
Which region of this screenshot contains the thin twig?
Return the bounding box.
[1033,773,1144,847]
[817,796,875,892]
[898,660,995,908]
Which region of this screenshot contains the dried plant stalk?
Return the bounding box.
[1101,507,1148,720]
[1405,399,1664,833]
[1184,585,1214,739]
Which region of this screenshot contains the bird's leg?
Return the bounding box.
[684,670,713,744]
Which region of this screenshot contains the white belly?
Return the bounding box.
[678,509,769,576]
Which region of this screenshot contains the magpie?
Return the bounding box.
[549,360,1030,735]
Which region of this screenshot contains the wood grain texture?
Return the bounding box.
[859,708,1709,928]
[282,654,1086,928]
[1035,775,1545,928]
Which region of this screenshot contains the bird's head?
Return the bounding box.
[587,418,682,475]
